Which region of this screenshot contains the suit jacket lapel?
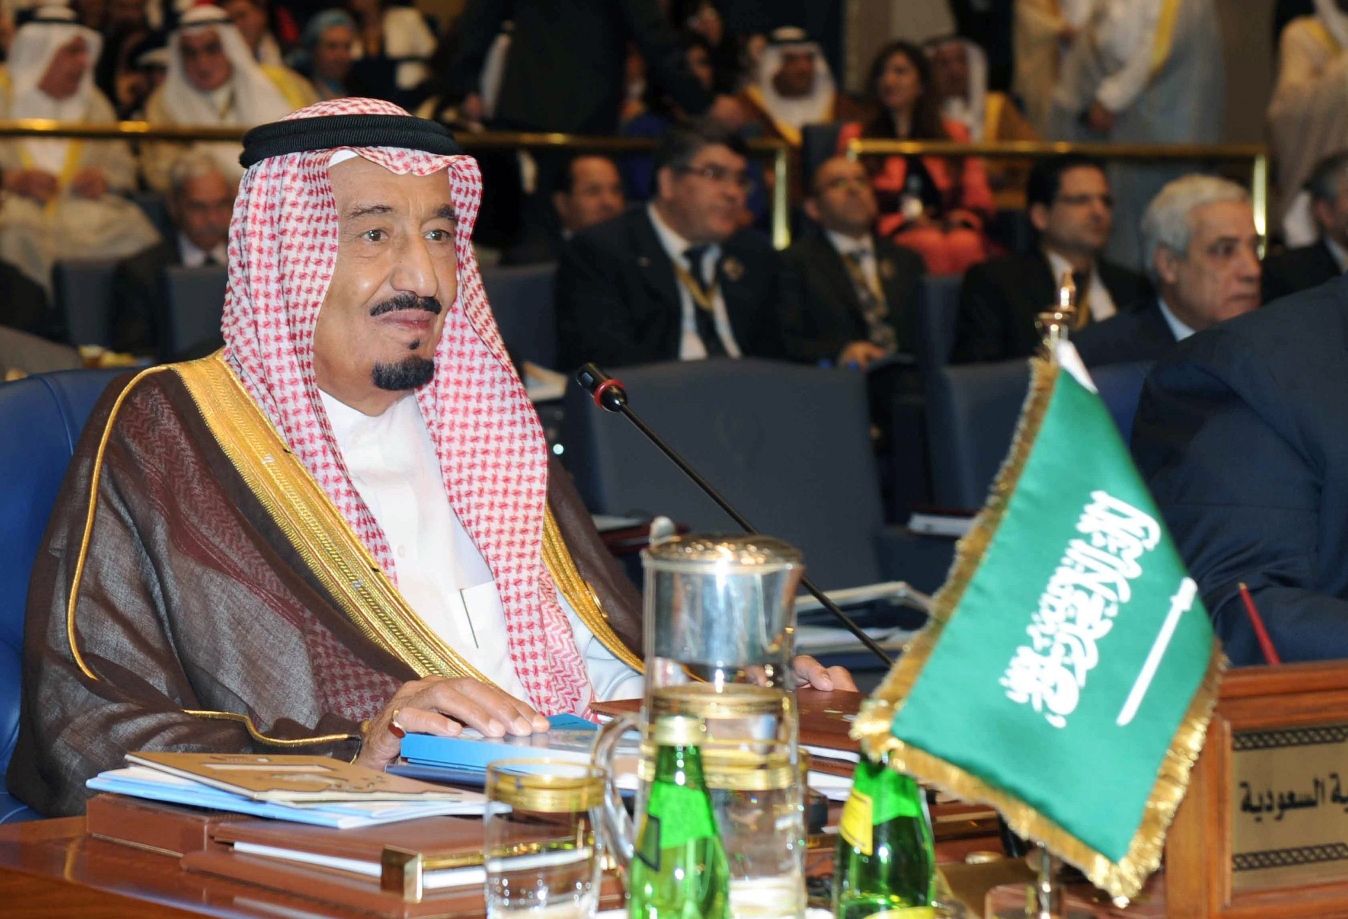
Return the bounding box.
[815,236,866,331]
[633,212,684,354]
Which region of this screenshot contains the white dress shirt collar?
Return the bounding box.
[1325,236,1348,273]
[1156,298,1197,342]
[1044,248,1117,322]
[178,232,227,268]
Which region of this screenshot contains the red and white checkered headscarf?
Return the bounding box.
[221,98,590,715]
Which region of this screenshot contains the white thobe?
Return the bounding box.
[320,390,643,705]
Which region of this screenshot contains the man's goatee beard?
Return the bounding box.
[371,357,435,391]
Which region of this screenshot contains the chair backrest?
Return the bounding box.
[0,369,127,777]
[914,274,963,375]
[926,359,1030,509]
[801,124,844,189]
[52,259,119,347]
[562,359,884,590]
[481,263,558,370]
[128,191,174,241]
[1091,360,1154,446]
[160,265,228,361]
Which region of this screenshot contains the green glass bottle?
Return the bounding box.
[628,715,730,919]
[832,756,937,919]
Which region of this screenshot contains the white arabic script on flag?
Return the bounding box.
[999,491,1162,728]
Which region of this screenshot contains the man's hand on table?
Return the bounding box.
[792,655,857,692]
[356,676,550,772]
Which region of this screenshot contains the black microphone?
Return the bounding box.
[575,363,894,667]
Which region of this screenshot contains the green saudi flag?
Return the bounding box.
[854,347,1224,901]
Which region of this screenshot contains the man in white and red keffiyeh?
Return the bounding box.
[10,98,852,815]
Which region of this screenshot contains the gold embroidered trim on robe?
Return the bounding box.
[63,363,355,747]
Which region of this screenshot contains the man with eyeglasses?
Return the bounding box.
[1073,175,1261,367]
[556,122,783,370]
[781,155,924,370]
[952,154,1151,364]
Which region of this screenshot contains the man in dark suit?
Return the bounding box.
[503,155,626,266]
[110,152,233,358]
[441,0,743,136]
[1133,277,1348,665]
[556,123,783,370]
[781,155,923,367]
[952,154,1151,363]
[1262,150,1348,303]
[0,259,56,342]
[1074,175,1262,367]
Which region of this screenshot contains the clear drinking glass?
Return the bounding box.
[484,759,606,919]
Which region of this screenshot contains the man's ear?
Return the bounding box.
[1154,245,1182,287]
[1028,202,1049,234]
[1313,198,1335,236]
[803,197,820,223]
[654,165,674,203]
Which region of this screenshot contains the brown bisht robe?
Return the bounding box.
[8,353,643,817]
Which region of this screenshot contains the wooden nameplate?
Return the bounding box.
[1167,661,1348,918]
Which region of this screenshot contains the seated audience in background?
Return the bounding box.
[781,155,924,368]
[925,34,1037,209]
[504,154,625,266]
[620,32,717,201]
[556,123,783,370]
[440,0,742,136]
[952,155,1149,363]
[0,7,160,294]
[1267,1,1348,245]
[1132,259,1348,666]
[141,6,313,192]
[1073,175,1261,367]
[1263,150,1348,303]
[345,0,436,105]
[223,0,284,66]
[738,26,862,148]
[839,40,994,276]
[291,9,356,101]
[110,152,234,358]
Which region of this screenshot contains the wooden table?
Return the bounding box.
[0,817,441,919]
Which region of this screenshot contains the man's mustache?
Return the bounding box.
[369,293,444,317]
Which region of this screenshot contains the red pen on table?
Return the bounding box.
[1238,582,1281,665]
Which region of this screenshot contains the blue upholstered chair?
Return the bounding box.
[160,264,228,361]
[914,274,963,376]
[53,259,119,348]
[0,368,127,822]
[1091,360,1154,447]
[481,263,558,370]
[926,359,1031,510]
[562,359,887,591]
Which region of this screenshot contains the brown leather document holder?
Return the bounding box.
[85,793,249,857]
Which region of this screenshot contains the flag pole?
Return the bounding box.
[1032,844,1063,918]
[1018,271,1080,919]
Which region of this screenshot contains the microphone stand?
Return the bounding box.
[575,364,895,668]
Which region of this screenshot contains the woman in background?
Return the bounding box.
[839,40,994,276]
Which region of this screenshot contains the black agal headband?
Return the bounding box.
[239,114,463,169]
